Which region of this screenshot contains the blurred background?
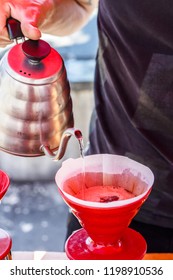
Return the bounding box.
[0,12,98,252]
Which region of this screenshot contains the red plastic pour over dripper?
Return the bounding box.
[56,154,154,260]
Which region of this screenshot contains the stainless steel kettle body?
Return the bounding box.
[0,32,80,160]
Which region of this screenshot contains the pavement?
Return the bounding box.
[0,14,97,254]
[0,180,69,252]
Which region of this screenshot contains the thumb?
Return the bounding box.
[20,22,42,40]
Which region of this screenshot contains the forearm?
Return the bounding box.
[40,0,98,36]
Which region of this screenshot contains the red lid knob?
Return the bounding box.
[22,39,51,62]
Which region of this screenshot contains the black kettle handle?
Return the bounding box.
[6,17,25,41]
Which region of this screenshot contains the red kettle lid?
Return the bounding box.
[4,18,65,83]
[7,40,64,81]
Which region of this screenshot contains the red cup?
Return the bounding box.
[0,170,12,260]
[0,229,12,260]
[0,170,10,200]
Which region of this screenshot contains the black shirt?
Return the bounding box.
[87,0,173,228]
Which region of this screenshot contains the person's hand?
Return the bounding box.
[0,0,98,48]
[0,0,54,47]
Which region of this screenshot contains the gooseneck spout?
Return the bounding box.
[40,128,84,161]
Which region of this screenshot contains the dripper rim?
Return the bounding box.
[55,154,154,209]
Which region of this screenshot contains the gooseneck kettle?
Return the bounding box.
[0,18,83,160]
